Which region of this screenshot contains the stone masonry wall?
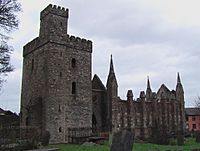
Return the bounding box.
[21,4,93,144]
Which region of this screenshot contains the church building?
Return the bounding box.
[20,4,185,143]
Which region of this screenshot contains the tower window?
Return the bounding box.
[26,117,30,126]
[59,104,61,112]
[71,58,76,68]
[60,51,63,57]
[31,59,34,71]
[72,82,76,94]
[59,72,62,77]
[59,127,62,132]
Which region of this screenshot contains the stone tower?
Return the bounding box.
[106,55,118,131]
[20,4,92,143]
[176,73,186,133]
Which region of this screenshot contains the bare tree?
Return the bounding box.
[0,0,21,90]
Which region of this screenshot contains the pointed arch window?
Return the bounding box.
[72,82,76,94]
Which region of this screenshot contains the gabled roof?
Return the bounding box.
[92,74,106,90]
[0,108,5,116]
[0,108,4,113]
[158,84,170,93]
[185,108,200,116]
[156,84,173,100]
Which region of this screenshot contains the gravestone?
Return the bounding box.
[177,130,184,146]
[110,130,134,151]
[195,131,200,143]
[191,149,200,151]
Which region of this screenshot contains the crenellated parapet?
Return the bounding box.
[40,4,68,19]
[23,34,92,57]
[66,35,92,52]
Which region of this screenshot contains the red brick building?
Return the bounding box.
[185,108,200,132]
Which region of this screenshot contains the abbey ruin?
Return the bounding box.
[20,4,185,144]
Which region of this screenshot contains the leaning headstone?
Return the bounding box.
[177,131,184,146]
[110,130,134,151]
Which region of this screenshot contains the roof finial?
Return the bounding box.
[177,72,181,84]
[109,54,114,73]
[147,76,151,89]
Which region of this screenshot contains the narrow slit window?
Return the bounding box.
[71,58,76,68]
[26,117,29,126]
[72,82,76,94]
[59,127,62,132]
[31,59,34,71]
[60,72,62,77]
[59,104,61,112]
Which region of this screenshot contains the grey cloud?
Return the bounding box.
[1,0,200,113]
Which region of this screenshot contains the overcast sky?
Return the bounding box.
[0,0,200,113]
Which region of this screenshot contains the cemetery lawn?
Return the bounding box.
[49,138,200,151]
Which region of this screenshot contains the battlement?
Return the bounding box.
[67,35,92,50]
[40,4,68,19]
[23,35,92,57]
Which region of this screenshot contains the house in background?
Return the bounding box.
[185,108,200,132]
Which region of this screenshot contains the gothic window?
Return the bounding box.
[59,127,62,132]
[72,82,76,94]
[93,96,97,105]
[92,113,97,132]
[71,58,76,68]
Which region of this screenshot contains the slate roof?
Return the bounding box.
[92,74,106,90]
[0,108,5,113]
[185,108,200,116]
[0,108,5,115]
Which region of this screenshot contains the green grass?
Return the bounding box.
[49,144,109,151]
[48,138,200,151]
